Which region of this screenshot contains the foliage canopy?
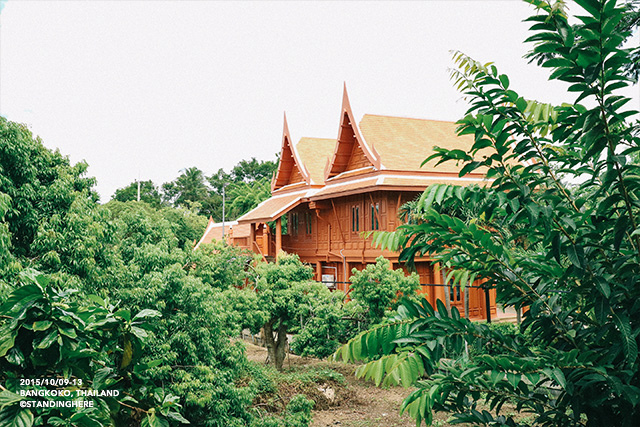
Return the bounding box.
[337,0,640,425]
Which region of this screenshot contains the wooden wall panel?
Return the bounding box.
[345,143,372,171]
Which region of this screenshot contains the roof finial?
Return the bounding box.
[283,111,290,136]
[342,82,350,111]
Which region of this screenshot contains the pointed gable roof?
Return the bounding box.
[272,114,311,191]
[296,137,335,186]
[325,85,381,180]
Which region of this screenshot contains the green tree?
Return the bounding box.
[31,197,118,288]
[227,179,272,220]
[111,179,163,207]
[289,289,350,359]
[24,198,261,426]
[95,201,257,426]
[250,253,322,371]
[191,241,251,289]
[229,157,278,183]
[0,117,96,258]
[208,158,278,193]
[0,192,12,273]
[336,0,640,425]
[158,204,209,248]
[207,157,278,221]
[619,0,639,80]
[0,192,14,301]
[162,167,210,208]
[349,256,419,325]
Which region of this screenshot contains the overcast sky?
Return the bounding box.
[1,0,638,202]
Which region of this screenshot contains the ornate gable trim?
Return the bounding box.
[272,113,311,190]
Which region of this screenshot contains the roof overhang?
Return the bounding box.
[236,190,312,223]
[311,173,488,200]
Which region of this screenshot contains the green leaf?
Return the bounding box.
[30,320,52,332]
[114,309,131,322]
[87,294,106,307]
[35,330,58,350]
[498,74,510,89]
[0,285,43,315]
[612,312,638,367]
[142,412,169,427]
[516,97,528,112]
[132,309,162,322]
[574,0,601,18]
[507,372,520,390]
[544,368,566,389]
[166,410,190,424]
[594,277,611,298]
[131,326,149,340]
[57,325,77,339]
[566,245,584,268]
[0,391,23,409]
[0,331,17,358]
[0,406,34,427]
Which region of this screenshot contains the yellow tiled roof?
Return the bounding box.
[296,137,336,185]
[236,191,306,223]
[359,114,486,173]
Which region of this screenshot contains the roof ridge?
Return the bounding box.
[362,113,460,125]
[297,136,335,142]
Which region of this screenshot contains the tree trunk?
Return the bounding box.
[464,285,470,320]
[263,322,276,365]
[274,322,287,371]
[441,267,451,315]
[263,321,288,371]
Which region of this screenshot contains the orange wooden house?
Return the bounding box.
[200,86,496,320]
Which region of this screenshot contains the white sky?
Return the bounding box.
[1,0,638,202]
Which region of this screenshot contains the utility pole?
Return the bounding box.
[137,180,141,202]
[221,184,226,242]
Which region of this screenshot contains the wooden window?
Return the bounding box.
[351,206,360,232]
[289,212,299,235]
[304,212,312,234]
[450,286,462,302]
[370,202,380,230]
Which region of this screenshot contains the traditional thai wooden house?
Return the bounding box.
[200,86,496,319]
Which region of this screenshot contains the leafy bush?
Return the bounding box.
[349,256,419,325]
[191,240,251,290]
[468,321,534,358]
[251,394,313,427]
[289,294,347,359]
[337,0,640,425]
[6,192,273,425]
[290,256,422,360]
[0,269,186,426]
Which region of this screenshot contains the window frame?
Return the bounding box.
[370,202,380,230]
[351,205,360,232]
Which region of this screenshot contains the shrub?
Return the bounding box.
[349,256,419,325]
